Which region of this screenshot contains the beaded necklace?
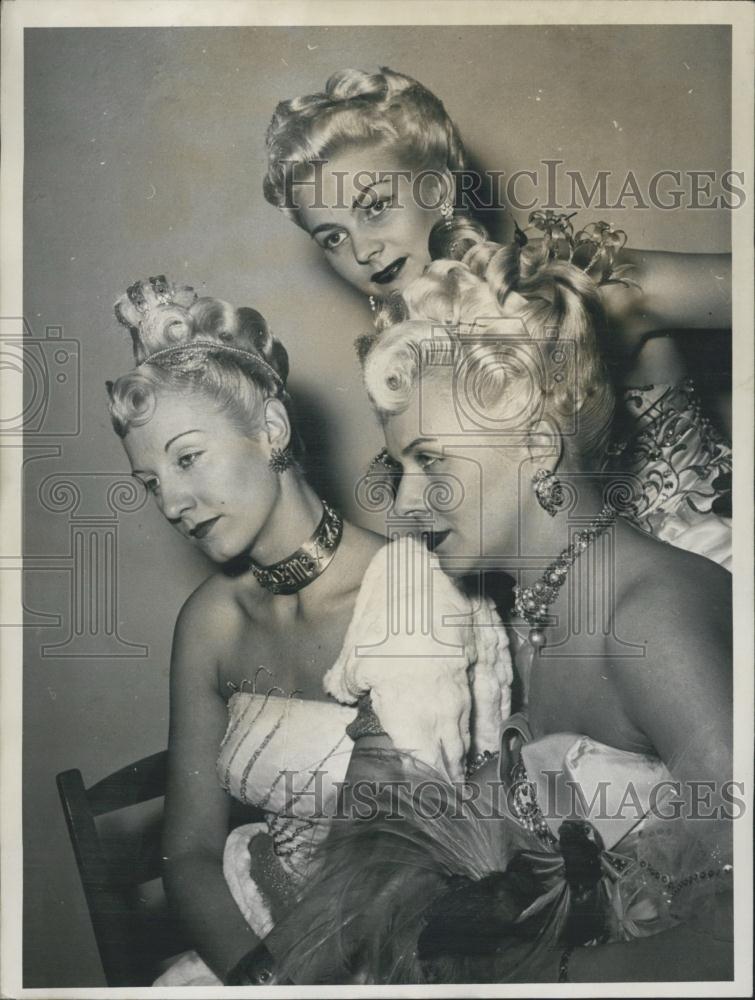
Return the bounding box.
[513,504,616,648]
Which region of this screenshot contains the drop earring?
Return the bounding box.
[428,213,488,262]
[269,446,294,474]
[368,295,377,315]
[532,469,564,517]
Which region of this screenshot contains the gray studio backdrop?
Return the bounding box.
[22,25,730,987]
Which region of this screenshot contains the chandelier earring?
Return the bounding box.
[269,446,295,474]
[532,468,565,517]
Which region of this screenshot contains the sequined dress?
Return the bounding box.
[611,380,731,569]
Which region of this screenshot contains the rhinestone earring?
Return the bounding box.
[439,200,454,220]
[368,295,378,315]
[532,468,564,517]
[269,446,294,474]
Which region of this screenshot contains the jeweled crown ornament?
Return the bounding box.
[113,275,284,388]
[524,212,640,288]
[114,275,199,364]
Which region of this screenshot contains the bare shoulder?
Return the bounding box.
[618,537,731,631]
[603,535,732,772]
[610,536,731,710]
[175,571,247,640]
[171,571,248,690]
[347,521,385,561]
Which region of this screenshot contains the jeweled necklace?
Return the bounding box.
[248,500,343,596]
[514,504,616,648]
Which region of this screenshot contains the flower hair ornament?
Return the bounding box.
[523,211,640,289]
[113,275,285,389]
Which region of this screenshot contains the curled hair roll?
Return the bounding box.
[362,236,616,470]
[107,281,300,455]
[264,66,467,225]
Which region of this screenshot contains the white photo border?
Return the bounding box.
[2,2,752,997]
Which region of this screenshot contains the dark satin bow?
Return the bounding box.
[418,818,618,978]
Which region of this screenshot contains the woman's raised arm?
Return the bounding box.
[602,249,731,353]
[599,247,732,430]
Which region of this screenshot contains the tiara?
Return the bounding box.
[140,340,284,388]
[114,275,284,388]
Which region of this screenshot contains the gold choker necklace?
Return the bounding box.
[248,500,343,595]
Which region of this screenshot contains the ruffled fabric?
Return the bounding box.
[512,733,732,947]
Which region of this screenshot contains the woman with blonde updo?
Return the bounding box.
[264,66,732,569]
[264,67,467,298]
[254,241,733,985]
[106,276,513,986]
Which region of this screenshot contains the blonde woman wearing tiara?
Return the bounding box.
[106,276,513,986]
[263,66,732,570]
[251,235,734,986]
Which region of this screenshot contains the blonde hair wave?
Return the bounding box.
[264,67,467,225]
[363,241,615,470]
[107,295,297,447]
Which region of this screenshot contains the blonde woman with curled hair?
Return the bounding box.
[264,66,732,569]
[252,239,733,985]
[106,276,513,987]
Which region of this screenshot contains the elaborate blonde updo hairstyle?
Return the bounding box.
[362,240,615,471]
[107,277,299,454]
[264,67,467,226]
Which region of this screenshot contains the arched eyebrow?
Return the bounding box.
[308,177,398,239]
[310,222,341,237]
[164,429,201,452]
[352,176,394,210]
[402,436,439,456]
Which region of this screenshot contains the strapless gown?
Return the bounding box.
[154,689,356,985]
[154,536,513,986]
[503,719,732,940]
